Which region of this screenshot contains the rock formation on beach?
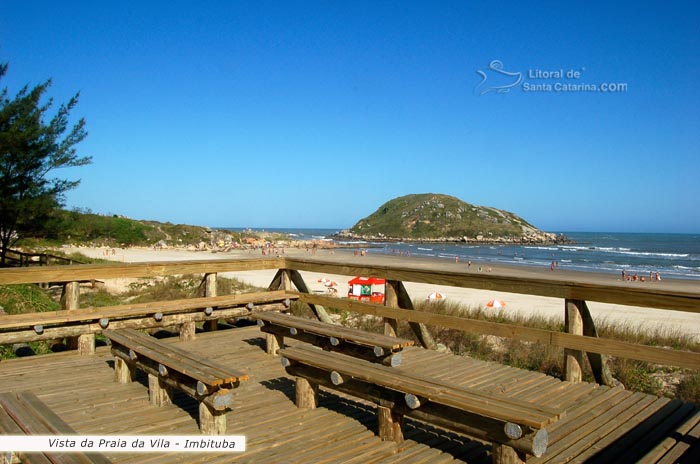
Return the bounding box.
[337,193,568,244]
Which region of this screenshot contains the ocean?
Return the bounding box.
[226,229,700,281]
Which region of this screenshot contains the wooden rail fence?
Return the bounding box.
[1,257,699,385]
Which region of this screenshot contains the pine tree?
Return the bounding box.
[0,63,91,265]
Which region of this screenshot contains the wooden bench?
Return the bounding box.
[103,329,249,435]
[279,345,564,464]
[253,312,414,366]
[0,391,111,464]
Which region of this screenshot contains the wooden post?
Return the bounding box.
[266,333,284,356]
[569,299,616,386]
[199,402,227,435]
[281,269,292,292]
[384,281,400,337]
[287,270,336,324]
[492,443,526,464]
[61,281,95,355]
[394,281,437,350]
[148,373,172,407]
[265,269,293,354]
[180,321,196,341]
[114,357,135,383]
[295,377,318,409]
[564,299,584,383]
[204,273,218,332]
[377,401,403,442]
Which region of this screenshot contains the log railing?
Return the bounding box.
[1,248,84,267]
[1,256,699,385]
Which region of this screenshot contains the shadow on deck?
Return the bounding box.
[0,326,698,463]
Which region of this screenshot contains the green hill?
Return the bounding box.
[341,193,559,243]
[25,209,242,248]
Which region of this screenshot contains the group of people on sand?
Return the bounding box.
[389,249,411,257]
[259,244,285,257]
[622,270,661,282]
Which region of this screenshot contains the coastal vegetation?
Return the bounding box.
[340,193,565,244]
[0,62,90,266]
[27,208,244,249]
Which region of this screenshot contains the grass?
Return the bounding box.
[0,284,61,314]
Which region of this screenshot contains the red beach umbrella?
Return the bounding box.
[487,299,506,308]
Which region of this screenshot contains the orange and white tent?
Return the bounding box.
[486,299,507,308]
[427,291,446,301]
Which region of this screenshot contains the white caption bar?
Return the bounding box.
[0,435,246,453]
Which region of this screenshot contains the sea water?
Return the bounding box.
[225,228,700,281]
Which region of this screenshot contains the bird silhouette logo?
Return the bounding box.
[475,60,523,95]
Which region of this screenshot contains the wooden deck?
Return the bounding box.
[1,326,698,463]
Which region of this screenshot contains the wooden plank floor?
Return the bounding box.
[1,325,698,463]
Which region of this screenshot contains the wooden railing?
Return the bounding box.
[1,256,699,386]
[1,248,84,267]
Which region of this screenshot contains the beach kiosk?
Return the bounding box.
[347,276,386,304]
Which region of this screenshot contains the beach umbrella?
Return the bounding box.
[486,299,506,309]
[427,291,446,301]
[317,277,329,283]
[324,280,338,287]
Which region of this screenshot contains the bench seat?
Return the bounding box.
[253,311,414,365]
[103,329,248,435]
[0,391,111,464]
[279,345,564,462]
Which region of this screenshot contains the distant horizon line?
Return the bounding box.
[213,227,699,236]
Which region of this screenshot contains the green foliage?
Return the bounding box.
[43,210,151,245]
[23,208,244,248]
[80,289,123,308]
[677,373,700,405]
[122,275,263,304]
[611,360,663,395]
[0,284,60,314]
[349,193,536,239]
[0,63,90,263]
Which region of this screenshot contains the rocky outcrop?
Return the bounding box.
[335,229,570,245]
[339,194,571,245]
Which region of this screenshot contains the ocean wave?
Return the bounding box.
[616,251,690,258]
[557,245,691,259]
[673,265,700,272]
[524,246,560,251]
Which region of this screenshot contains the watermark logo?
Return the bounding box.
[474,60,628,95]
[475,60,523,95]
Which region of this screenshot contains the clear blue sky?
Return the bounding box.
[2,1,698,233]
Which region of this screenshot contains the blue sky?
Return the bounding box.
[2,1,698,233]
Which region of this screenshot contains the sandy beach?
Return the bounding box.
[63,245,700,342]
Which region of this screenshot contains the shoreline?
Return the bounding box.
[61,245,700,342]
